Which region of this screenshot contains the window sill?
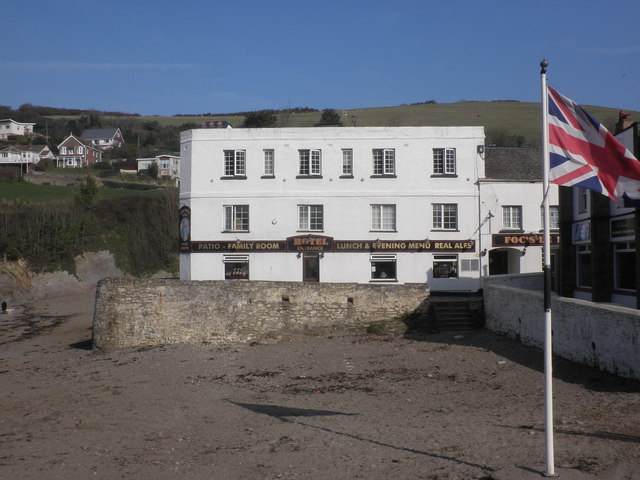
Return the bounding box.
[369,279,398,283]
[296,230,325,233]
[222,230,250,234]
[430,229,459,232]
[369,230,398,233]
[261,175,275,179]
[499,229,524,233]
[220,176,247,180]
[339,175,354,179]
[370,174,397,179]
[296,175,323,179]
[430,174,458,178]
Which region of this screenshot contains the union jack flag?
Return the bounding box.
[548,86,640,207]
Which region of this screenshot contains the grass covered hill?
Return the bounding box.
[12,99,638,151]
[99,100,636,147]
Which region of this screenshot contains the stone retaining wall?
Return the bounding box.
[483,276,640,380]
[93,278,429,349]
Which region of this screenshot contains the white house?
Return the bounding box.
[179,126,490,291]
[137,154,180,181]
[81,128,124,150]
[0,145,54,169]
[0,119,36,139]
[479,147,559,282]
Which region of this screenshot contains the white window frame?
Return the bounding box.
[263,149,274,176]
[298,204,324,231]
[432,203,458,230]
[299,149,321,176]
[342,148,353,176]
[433,148,456,175]
[502,205,522,230]
[372,148,395,175]
[371,204,396,231]
[223,205,249,232]
[541,205,559,230]
[224,149,246,177]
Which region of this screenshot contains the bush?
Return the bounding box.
[0,188,179,275]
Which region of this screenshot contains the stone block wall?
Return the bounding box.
[93,278,429,349]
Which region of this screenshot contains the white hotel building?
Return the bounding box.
[179,126,555,292]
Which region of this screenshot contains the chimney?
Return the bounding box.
[614,110,634,134]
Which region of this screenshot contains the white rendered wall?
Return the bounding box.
[180,127,485,290]
[478,180,559,277]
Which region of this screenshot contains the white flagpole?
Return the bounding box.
[540,59,556,477]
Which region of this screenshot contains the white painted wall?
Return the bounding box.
[484,276,640,379]
[0,119,35,139]
[180,126,486,290]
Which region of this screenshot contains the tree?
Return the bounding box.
[75,175,98,212]
[147,161,159,179]
[242,110,277,128]
[318,109,341,126]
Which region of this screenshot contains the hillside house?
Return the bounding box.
[56,134,102,168]
[0,119,36,139]
[137,154,180,182]
[82,127,124,150]
[0,145,54,168]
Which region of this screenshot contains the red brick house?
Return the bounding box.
[55,134,102,168]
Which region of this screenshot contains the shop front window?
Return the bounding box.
[433,255,458,278]
[370,254,396,281]
[224,255,249,280]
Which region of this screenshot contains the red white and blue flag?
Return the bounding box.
[547,86,640,207]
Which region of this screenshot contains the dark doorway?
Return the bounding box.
[303,254,320,282]
[489,250,509,275]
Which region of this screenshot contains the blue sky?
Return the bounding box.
[4,0,640,116]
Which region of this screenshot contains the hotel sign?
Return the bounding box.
[188,236,475,253]
[492,233,559,247]
[287,235,334,252]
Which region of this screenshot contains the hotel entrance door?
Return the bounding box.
[302,254,320,282]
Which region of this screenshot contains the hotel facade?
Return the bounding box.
[179,126,555,292]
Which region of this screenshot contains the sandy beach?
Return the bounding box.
[1,290,639,479]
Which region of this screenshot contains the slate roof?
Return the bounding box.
[484,147,542,181]
[4,145,50,153]
[58,134,97,149]
[81,128,120,140]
